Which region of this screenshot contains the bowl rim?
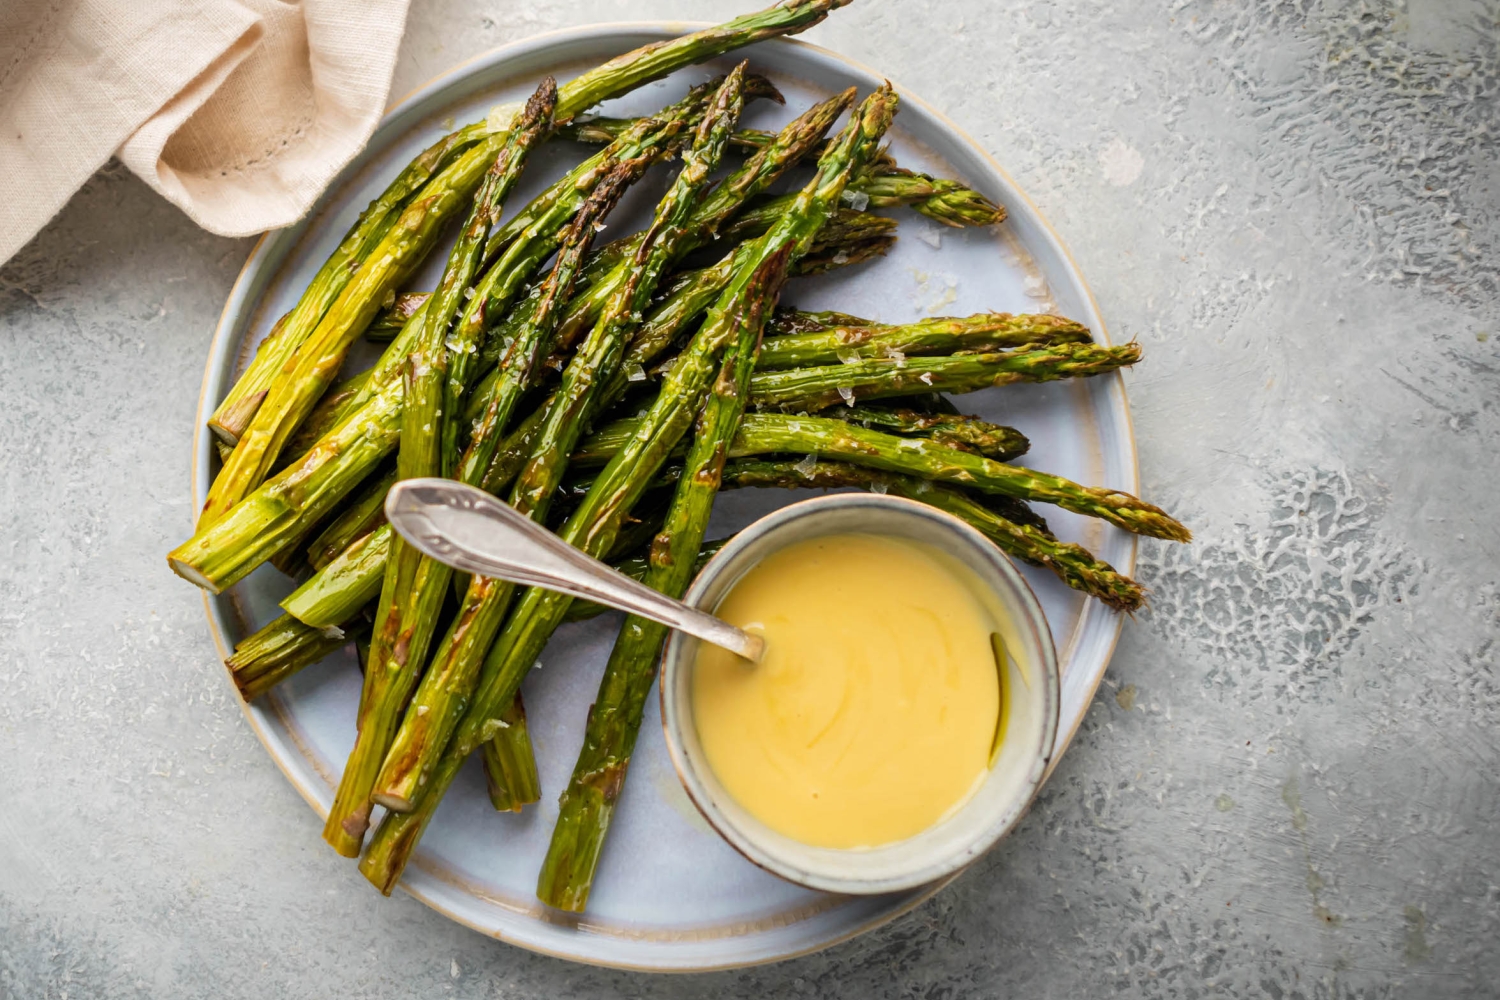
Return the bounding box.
[659,492,1062,895]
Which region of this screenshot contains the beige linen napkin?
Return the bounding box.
[0,0,412,265]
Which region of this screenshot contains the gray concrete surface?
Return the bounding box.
[3,0,1497,996]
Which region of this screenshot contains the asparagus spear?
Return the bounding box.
[206,0,847,448]
[456,145,666,492]
[306,466,396,571]
[567,405,1029,468]
[284,525,391,629]
[756,312,1092,369]
[358,246,792,893]
[748,341,1144,411]
[168,89,716,594]
[465,203,896,426]
[371,76,557,630]
[201,130,531,527]
[370,69,751,817]
[472,91,857,401]
[846,157,1006,228]
[765,306,872,335]
[209,125,490,444]
[572,411,1189,540]
[273,277,1019,625]
[480,694,542,812]
[359,92,891,892]
[545,0,848,120]
[827,406,1030,461]
[561,116,1005,228]
[536,88,897,912]
[326,135,632,857]
[250,527,723,706]
[536,270,786,910]
[199,83,782,528]
[282,367,378,466]
[738,413,1189,539]
[433,80,561,478]
[718,459,1146,611]
[227,612,369,702]
[170,372,406,594]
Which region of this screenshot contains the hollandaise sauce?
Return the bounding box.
[691,533,1002,849]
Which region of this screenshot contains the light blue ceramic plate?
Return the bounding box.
[195,23,1137,971]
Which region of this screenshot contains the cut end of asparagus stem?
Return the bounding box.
[167,557,220,594]
[324,810,370,858]
[207,392,265,445]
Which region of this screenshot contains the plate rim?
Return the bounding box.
[191,21,1137,972]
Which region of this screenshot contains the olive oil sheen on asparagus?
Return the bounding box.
[691,533,1002,849]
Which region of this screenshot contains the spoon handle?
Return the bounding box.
[384,479,764,661]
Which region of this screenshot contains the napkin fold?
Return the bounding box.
[0,0,412,265]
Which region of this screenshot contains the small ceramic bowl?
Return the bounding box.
[659,493,1061,895]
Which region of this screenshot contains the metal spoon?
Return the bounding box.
[384,478,765,662]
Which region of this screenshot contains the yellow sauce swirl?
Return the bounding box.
[691,533,1000,849]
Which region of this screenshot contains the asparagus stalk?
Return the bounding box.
[284,525,390,629]
[748,341,1144,411]
[201,129,529,527]
[205,0,846,450]
[326,125,630,857]
[227,612,368,702]
[536,270,784,910]
[434,80,561,478]
[719,459,1146,611]
[282,367,378,467]
[306,466,396,571]
[376,76,557,617]
[370,69,750,817]
[170,373,405,594]
[480,694,542,812]
[537,88,896,912]
[357,246,792,893]
[756,312,1091,369]
[169,89,715,594]
[573,411,1189,540]
[250,527,722,706]
[736,413,1189,540]
[545,0,848,121]
[209,125,489,444]
[846,158,1006,228]
[471,91,857,402]
[827,406,1030,461]
[465,204,896,427]
[358,92,887,892]
[456,147,665,492]
[562,116,1005,228]
[199,80,779,529]
[765,306,872,335]
[572,405,1019,467]
[567,405,1029,468]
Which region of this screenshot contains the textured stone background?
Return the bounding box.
[2,1,1497,997]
